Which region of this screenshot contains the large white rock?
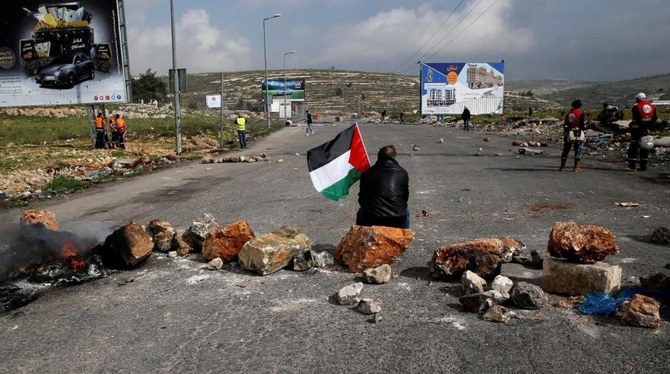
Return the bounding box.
[542,258,621,296]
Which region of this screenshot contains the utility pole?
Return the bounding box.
[219,72,225,148]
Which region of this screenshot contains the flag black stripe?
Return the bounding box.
[306,124,356,171]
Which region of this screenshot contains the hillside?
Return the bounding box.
[161,69,562,116]
[506,79,598,97]
[543,73,670,109]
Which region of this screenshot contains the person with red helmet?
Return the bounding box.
[559,99,586,172]
[628,92,657,171]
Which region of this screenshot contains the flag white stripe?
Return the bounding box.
[309,150,353,192]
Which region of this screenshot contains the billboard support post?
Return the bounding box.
[170,0,182,155]
[117,0,132,102]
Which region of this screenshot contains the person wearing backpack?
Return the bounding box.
[559,100,586,172]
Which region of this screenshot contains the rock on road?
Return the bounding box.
[1,123,669,373]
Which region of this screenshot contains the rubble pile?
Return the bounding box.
[1,211,666,330]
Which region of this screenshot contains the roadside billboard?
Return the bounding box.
[421,62,504,115]
[262,79,305,101]
[0,1,130,107]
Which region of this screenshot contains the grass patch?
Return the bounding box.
[44,175,86,191]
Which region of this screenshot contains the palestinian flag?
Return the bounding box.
[307,123,371,201]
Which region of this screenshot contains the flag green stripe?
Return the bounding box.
[319,168,362,201]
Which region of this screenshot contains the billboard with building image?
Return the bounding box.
[0,0,130,107]
[421,62,504,115]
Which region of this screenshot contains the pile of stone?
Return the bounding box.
[335,281,384,323]
[201,154,270,164]
[458,270,548,323]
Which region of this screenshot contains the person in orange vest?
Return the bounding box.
[559,99,586,172]
[114,114,127,149]
[109,115,119,148]
[628,92,657,171]
[94,113,106,149]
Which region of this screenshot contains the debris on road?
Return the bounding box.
[482,305,511,323]
[542,258,621,296]
[459,293,494,313]
[337,282,364,305]
[202,221,255,262]
[547,221,619,264]
[238,227,311,276]
[148,219,175,252]
[362,264,392,284]
[99,223,154,269]
[357,298,382,315]
[207,257,224,270]
[510,282,548,310]
[616,294,661,328]
[649,227,670,245]
[462,270,487,295]
[615,202,640,207]
[430,237,524,280]
[334,225,414,272]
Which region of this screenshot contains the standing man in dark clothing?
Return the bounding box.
[560,100,586,172]
[381,109,387,124]
[399,112,405,125]
[628,92,657,171]
[462,107,471,131]
[357,145,410,229]
[305,110,314,135]
[94,113,106,149]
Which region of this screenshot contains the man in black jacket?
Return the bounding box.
[356,145,410,229]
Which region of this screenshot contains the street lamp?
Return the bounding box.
[263,13,281,128]
[283,50,296,120]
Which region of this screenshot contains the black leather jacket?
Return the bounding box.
[358,157,409,219]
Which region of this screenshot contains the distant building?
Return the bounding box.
[427,88,456,107]
[466,64,503,89]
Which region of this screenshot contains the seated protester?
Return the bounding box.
[356,145,410,229]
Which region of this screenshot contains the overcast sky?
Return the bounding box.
[125,0,670,82]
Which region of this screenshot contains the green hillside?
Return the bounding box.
[543,73,670,109]
[160,69,562,116]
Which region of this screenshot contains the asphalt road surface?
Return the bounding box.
[1,123,669,373]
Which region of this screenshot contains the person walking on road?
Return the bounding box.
[305,110,314,136]
[236,114,247,149]
[399,112,405,125]
[628,92,657,171]
[356,145,410,229]
[462,107,471,131]
[559,100,586,172]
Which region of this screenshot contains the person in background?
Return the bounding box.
[356,145,410,229]
[94,113,106,149]
[528,106,534,117]
[236,114,247,148]
[381,109,387,124]
[305,110,314,136]
[109,115,118,149]
[399,111,405,125]
[114,114,127,149]
[462,106,471,131]
[559,100,586,172]
[628,92,657,171]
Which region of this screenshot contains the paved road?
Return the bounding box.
[1,123,669,373]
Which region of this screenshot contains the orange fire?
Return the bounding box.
[60,241,87,272]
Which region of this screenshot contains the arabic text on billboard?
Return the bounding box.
[0,0,128,107]
[261,79,305,101]
[421,62,504,115]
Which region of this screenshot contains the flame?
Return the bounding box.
[60,241,87,272]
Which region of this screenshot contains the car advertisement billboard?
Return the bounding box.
[421,62,504,115]
[261,79,305,101]
[0,1,129,107]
